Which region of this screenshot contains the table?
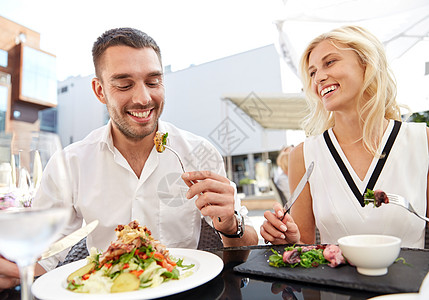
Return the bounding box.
[157,246,382,300]
[1,245,426,300]
[240,193,279,210]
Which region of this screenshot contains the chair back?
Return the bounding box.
[270,178,288,207]
[197,218,223,250]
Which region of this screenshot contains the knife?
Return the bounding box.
[40,220,99,260]
[282,161,314,220]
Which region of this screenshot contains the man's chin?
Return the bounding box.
[125,125,158,141]
[112,115,159,140]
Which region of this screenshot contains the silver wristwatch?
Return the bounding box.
[215,210,245,238]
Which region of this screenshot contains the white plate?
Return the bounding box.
[32,248,224,300]
[369,293,420,300]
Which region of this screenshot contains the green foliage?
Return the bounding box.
[175,258,195,270]
[239,178,256,186]
[162,132,168,145]
[408,111,429,127]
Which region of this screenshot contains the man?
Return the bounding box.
[0,27,258,288]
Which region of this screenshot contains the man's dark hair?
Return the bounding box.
[92,27,161,77]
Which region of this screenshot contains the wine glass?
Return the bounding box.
[0,131,71,300]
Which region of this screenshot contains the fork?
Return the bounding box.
[386,193,429,223]
[164,145,186,174]
[367,193,429,223]
[164,145,222,222]
[164,144,197,186]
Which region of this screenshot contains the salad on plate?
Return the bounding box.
[66,220,194,294]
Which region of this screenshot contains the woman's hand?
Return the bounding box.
[260,202,301,245]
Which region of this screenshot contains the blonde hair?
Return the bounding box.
[277,146,293,175]
[299,25,401,156]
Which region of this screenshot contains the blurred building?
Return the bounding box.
[0,16,57,133]
[56,44,305,192]
[56,75,108,145]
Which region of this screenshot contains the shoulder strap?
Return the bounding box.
[323,130,362,204]
[323,120,401,207]
[366,120,401,191]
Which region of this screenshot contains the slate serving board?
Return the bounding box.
[233,246,429,294]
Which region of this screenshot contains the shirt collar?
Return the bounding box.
[99,120,115,153]
[157,119,166,134]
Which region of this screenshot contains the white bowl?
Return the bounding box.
[338,234,401,276]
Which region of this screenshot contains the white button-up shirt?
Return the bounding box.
[37,120,249,271]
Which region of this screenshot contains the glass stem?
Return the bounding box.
[18,262,35,300]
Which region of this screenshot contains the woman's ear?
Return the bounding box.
[92,77,107,104]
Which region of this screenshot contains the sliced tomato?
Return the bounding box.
[153,253,164,261]
[165,256,177,266]
[130,270,144,277]
[161,260,174,272]
[138,253,148,260]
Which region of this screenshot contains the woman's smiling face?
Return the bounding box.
[307,40,365,113]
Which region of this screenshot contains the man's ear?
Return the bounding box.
[92,77,107,104]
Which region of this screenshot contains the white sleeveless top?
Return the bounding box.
[304,120,428,248]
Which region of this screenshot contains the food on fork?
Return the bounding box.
[154,131,168,153]
[66,220,194,293]
[364,189,389,207]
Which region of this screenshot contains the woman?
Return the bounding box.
[260,25,429,248]
[274,145,294,200]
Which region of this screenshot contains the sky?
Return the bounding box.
[1,0,428,113]
[0,0,286,80]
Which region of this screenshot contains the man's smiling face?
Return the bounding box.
[94,45,165,141]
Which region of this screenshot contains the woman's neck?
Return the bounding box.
[332,113,363,146]
[332,113,389,147]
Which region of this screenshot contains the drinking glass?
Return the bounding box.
[0,131,71,300]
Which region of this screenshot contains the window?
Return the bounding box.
[39,107,57,133]
[0,72,10,132]
[21,46,57,106]
[0,86,8,132]
[0,50,7,68]
[57,86,68,94]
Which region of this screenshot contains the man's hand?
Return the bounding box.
[182,171,259,247]
[0,257,20,291]
[182,171,237,234]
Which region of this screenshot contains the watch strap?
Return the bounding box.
[215,211,245,238]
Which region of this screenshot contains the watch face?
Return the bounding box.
[236,214,245,237]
